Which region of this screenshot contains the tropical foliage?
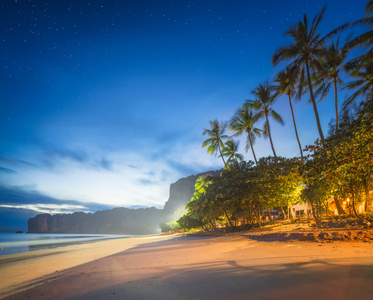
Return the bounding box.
[178,2,373,232]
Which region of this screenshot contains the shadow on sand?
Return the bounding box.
[6,237,373,300]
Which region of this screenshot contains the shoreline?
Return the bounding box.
[2,232,373,299]
[0,234,175,299]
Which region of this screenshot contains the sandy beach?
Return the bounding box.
[1,234,373,300]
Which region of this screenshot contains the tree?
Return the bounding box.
[274,68,304,159]
[301,100,373,218]
[246,82,284,158]
[229,105,262,164]
[343,59,373,109]
[314,38,350,133]
[220,140,244,168]
[346,0,373,68]
[202,119,229,168]
[177,214,206,231]
[272,7,332,141]
[253,156,303,221]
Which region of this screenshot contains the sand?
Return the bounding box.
[1,234,373,300]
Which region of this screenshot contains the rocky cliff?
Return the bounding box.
[28,207,164,235]
[28,170,220,234]
[163,170,221,220]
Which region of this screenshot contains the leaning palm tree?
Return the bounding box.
[343,59,373,109]
[229,106,262,164]
[272,6,336,141]
[202,119,229,168]
[246,82,284,158]
[313,38,350,134]
[219,140,244,168]
[274,68,304,159]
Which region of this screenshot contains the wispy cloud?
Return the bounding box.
[0,166,16,174]
[40,145,115,172]
[0,184,113,213]
[0,203,89,215]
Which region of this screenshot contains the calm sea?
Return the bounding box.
[0,232,135,256]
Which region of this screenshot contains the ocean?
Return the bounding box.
[0,232,134,256]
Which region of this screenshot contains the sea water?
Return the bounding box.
[0,232,134,256]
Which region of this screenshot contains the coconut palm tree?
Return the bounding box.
[272,7,332,141]
[229,106,262,164]
[202,119,229,168]
[274,69,304,159]
[343,59,373,108]
[346,0,373,68]
[246,82,284,158]
[313,38,350,134]
[219,140,244,168]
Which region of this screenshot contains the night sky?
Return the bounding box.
[0,0,367,230]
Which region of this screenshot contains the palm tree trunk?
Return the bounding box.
[247,131,258,164]
[306,60,325,141]
[265,114,277,158]
[333,78,339,134]
[288,94,303,159]
[218,143,228,169]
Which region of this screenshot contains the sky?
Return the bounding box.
[0,0,368,230]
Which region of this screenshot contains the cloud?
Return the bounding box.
[137,178,155,186]
[0,184,116,232]
[41,145,114,171]
[99,157,113,171]
[44,147,88,164]
[0,166,16,174]
[0,157,36,169]
[165,159,200,176]
[0,184,113,213]
[0,203,89,215]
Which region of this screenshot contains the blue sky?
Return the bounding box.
[0,0,368,229]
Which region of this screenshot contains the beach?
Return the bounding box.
[1,233,373,300]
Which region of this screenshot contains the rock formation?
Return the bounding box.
[163,170,221,220]
[28,170,220,234]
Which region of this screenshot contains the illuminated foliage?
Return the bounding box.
[178,158,304,229]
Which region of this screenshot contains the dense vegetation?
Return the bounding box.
[174,2,373,232]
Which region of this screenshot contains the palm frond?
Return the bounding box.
[366,0,373,15]
[270,110,284,125]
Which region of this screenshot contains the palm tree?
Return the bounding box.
[272,7,333,141]
[346,0,373,68]
[274,69,304,159]
[314,38,350,134]
[229,106,262,164]
[219,140,244,168]
[343,59,373,108]
[246,82,284,158]
[202,120,229,168]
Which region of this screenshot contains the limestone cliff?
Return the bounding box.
[28,207,164,234]
[27,170,220,234]
[163,170,221,220]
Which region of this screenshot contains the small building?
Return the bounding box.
[291,203,312,218]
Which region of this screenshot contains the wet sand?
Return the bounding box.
[1,234,373,299]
